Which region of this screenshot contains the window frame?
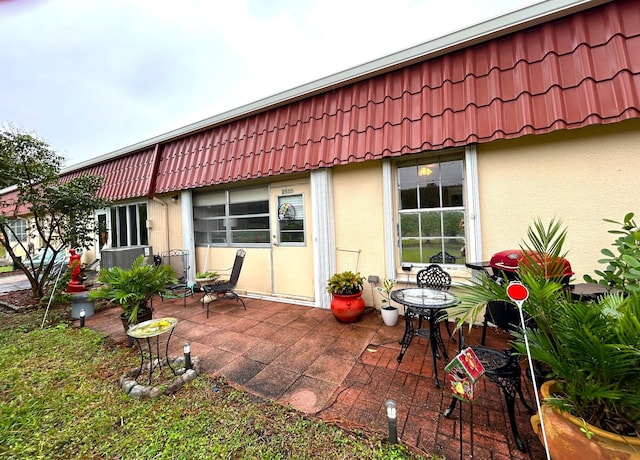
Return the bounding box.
[193,187,270,247]
[109,202,148,248]
[6,218,27,243]
[396,153,466,266]
[276,193,306,246]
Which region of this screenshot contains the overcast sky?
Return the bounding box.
[1,0,538,167]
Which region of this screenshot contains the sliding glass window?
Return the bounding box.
[194,187,270,246]
[109,203,148,248]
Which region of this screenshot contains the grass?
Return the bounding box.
[401,242,464,265]
[0,308,438,459]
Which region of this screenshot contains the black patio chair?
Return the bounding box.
[202,249,246,318]
[158,249,194,308]
[416,264,455,342]
[444,300,535,452]
[429,251,457,264]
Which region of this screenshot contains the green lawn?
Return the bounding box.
[401,240,464,264]
[0,309,438,460]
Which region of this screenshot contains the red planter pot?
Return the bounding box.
[330,292,365,323]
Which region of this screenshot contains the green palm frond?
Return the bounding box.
[449,272,510,331]
[454,216,640,436]
[89,255,178,323]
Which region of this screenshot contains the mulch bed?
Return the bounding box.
[0,289,39,309]
[0,268,37,308]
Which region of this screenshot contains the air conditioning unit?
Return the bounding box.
[100,245,153,270]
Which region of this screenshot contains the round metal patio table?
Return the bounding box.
[391,288,460,388]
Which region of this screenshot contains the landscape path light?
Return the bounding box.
[385,399,397,444]
[183,342,192,370]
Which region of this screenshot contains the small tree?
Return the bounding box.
[0,127,110,299]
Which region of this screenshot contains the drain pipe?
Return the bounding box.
[152,196,170,251]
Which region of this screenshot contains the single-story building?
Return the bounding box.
[10,0,640,309]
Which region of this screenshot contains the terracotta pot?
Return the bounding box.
[330,292,365,323]
[531,380,640,459]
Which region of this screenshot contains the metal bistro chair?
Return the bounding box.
[158,249,194,308]
[416,264,455,342]
[445,300,535,452]
[429,251,457,264]
[202,249,246,318]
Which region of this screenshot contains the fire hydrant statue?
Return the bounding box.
[66,248,86,293]
[67,248,94,320]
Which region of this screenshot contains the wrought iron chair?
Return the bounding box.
[429,251,457,264]
[202,249,246,318]
[444,300,535,452]
[416,264,455,341]
[157,249,194,307]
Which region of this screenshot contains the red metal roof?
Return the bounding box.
[0,189,29,217]
[61,147,157,201]
[60,0,640,199]
[152,0,640,194]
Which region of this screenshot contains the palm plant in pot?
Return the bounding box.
[89,255,178,340]
[451,218,640,458]
[326,271,365,323]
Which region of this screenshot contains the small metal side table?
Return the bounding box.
[391,288,460,388]
[127,317,179,385]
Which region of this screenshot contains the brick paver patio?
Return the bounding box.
[85,294,546,459]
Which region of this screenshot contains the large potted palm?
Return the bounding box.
[89,255,178,342]
[451,217,640,458]
[525,292,640,459]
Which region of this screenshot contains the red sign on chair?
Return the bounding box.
[445,347,485,402]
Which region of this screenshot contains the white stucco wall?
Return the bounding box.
[332,162,387,307]
[476,119,640,282]
[141,119,639,305]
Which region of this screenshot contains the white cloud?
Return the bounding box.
[0,0,537,165]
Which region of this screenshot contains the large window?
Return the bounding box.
[194,187,269,246]
[398,155,465,265]
[6,218,26,242]
[110,203,148,247]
